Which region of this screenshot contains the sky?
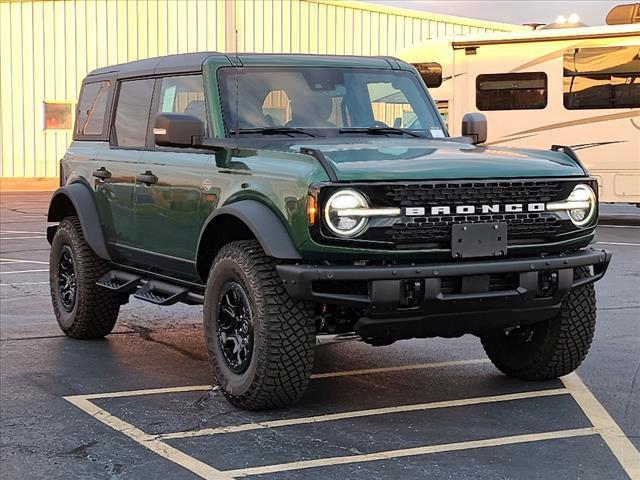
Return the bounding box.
[372,1,623,26]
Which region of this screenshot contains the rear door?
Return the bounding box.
[96,77,154,259]
[135,74,216,279]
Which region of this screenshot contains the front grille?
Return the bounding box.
[388,212,560,246]
[381,181,565,247]
[384,181,563,206]
[315,179,590,251]
[441,273,519,294]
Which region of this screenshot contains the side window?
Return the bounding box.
[476,72,547,111]
[114,78,154,148]
[157,74,208,135]
[76,81,110,135]
[44,102,74,130]
[564,46,640,109]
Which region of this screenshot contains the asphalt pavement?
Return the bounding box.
[1,192,638,480]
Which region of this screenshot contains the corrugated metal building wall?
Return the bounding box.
[0,0,522,179]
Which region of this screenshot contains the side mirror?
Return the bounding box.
[412,62,443,88]
[153,112,205,147]
[461,112,487,145]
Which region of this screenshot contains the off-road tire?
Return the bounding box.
[203,240,315,410]
[481,266,596,380]
[50,216,121,339]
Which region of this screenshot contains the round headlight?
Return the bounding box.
[324,189,369,237]
[566,184,596,227]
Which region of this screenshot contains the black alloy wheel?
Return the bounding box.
[217,281,254,374]
[57,245,77,312]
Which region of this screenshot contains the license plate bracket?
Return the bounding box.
[451,223,507,259]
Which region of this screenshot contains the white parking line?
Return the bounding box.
[0,230,45,234]
[226,428,599,477]
[159,388,569,440]
[64,360,640,480]
[0,269,49,274]
[64,396,232,480]
[562,372,640,479]
[0,282,49,286]
[0,236,47,240]
[0,258,49,265]
[596,242,640,247]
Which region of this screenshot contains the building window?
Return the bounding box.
[564,46,640,109]
[157,75,208,136]
[77,81,110,135]
[476,72,547,111]
[113,78,154,148]
[44,102,73,130]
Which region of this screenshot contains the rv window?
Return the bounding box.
[476,73,547,110]
[564,46,640,109]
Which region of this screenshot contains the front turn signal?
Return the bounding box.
[307,195,318,226]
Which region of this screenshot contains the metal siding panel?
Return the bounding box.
[215,0,225,51]
[138,0,149,59]
[11,2,25,177]
[148,0,159,57]
[22,1,35,177]
[32,1,45,177]
[282,0,292,53]
[0,2,13,176]
[273,0,282,53]
[309,1,318,53]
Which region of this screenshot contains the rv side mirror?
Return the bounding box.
[412,62,443,88]
[461,112,487,145]
[153,112,205,147]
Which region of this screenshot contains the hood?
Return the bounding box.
[280,139,585,181]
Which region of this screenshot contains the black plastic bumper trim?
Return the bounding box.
[277,248,611,307]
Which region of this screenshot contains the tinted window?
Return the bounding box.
[114,79,154,147]
[476,72,547,110]
[564,46,640,109]
[157,75,208,135]
[218,67,443,136]
[76,81,110,135]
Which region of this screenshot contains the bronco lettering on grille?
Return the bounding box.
[404,203,546,216]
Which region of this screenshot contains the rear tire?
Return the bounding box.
[481,266,596,380]
[203,240,315,410]
[49,216,121,339]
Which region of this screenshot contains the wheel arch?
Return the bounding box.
[196,200,301,281]
[47,183,110,260]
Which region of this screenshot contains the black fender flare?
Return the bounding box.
[199,200,302,260]
[47,183,111,260]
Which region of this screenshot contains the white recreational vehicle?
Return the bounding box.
[399,24,640,204]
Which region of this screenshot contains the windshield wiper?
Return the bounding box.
[338,127,424,138]
[237,127,316,138]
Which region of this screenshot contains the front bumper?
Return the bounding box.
[277,248,611,340]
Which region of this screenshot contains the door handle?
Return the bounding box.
[92,167,111,180]
[136,171,158,186]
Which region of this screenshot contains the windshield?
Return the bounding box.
[218,67,444,137]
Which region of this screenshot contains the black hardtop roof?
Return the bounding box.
[85,52,406,81]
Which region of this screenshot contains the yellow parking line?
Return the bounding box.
[64,395,232,480]
[73,358,491,401]
[311,358,490,378]
[158,387,568,440]
[80,384,213,400]
[562,372,640,479]
[225,427,598,478]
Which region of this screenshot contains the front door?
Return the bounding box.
[135,74,217,280]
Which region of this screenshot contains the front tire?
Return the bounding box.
[481,266,596,380]
[49,216,121,339]
[203,240,315,410]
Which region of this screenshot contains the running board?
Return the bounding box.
[96,270,204,305]
[134,280,189,306]
[97,270,141,293]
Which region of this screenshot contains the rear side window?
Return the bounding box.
[564,46,640,109]
[76,81,110,135]
[476,72,547,110]
[114,78,154,148]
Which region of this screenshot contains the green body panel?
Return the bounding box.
[62,53,592,282]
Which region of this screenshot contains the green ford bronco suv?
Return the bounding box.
[48,52,611,410]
